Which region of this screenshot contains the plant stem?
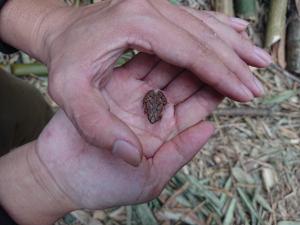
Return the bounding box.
[265,0,288,48]
[214,0,234,16]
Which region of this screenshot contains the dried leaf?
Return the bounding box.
[261,167,277,192]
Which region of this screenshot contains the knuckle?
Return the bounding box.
[123,17,158,51]
[125,27,152,51]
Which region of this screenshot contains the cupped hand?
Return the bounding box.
[36,54,223,209]
[39,0,271,165]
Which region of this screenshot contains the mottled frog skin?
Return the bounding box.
[143,90,167,124]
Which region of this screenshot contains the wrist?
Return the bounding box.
[0,142,76,225]
[0,0,72,62]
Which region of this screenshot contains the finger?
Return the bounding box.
[123,53,160,80]
[241,31,250,40]
[204,11,249,32]
[63,79,143,167]
[182,8,272,68]
[144,61,182,89]
[129,17,254,102]
[164,70,202,104]
[175,86,223,132]
[156,4,265,97]
[154,121,214,186]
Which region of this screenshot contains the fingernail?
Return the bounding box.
[254,47,272,65]
[253,77,265,96]
[230,17,249,29]
[241,84,254,100]
[113,140,141,167]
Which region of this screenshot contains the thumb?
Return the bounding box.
[64,86,143,167]
[154,121,214,184]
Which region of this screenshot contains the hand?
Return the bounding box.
[36,54,223,210]
[0,55,221,225]
[43,0,271,165]
[0,0,272,166]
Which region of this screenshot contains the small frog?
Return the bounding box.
[143,89,167,124]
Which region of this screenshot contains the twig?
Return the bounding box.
[267,63,300,84]
[214,107,272,117]
[164,182,190,208]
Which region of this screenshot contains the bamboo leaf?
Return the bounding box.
[237,188,265,225]
[237,202,250,225]
[169,0,180,5]
[262,90,297,105]
[254,194,273,213]
[232,167,255,185]
[134,204,158,225]
[278,222,300,225]
[220,177,233,208]
[223,198,237,225]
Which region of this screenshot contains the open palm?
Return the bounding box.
[102,53,222,157]
[36,54,223,210]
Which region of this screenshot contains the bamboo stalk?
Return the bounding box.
[214,0,234,16]
[0,63,48,76]
[296,0,300,14]
[286,17,300,74]
[265,0,288,48]
[234,0,257,21]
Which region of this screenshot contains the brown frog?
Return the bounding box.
[143,89,167,124]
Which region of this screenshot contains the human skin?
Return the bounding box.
[0,54,224,225]
[0,0,272,166]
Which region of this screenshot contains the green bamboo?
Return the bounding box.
[223,198,237,225]
[234,0,257,21]
[9,63,48,76]
[265,0,288,48]
[220,177,232,209]
[214,0,234,16]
